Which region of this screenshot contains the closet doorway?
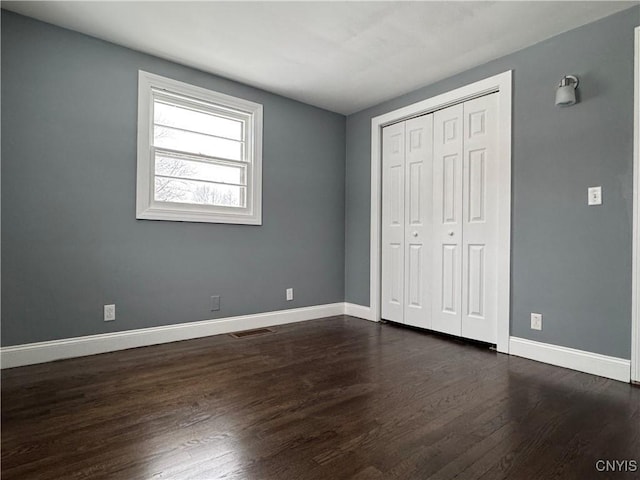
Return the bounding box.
[371,72,512,352]
[382,93,499,344]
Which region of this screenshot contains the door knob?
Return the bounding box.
[412,231,418,237]
[447,231,455,236]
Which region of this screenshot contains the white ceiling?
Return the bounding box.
[3,1,637,115]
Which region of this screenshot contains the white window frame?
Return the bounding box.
[136,71,263,225]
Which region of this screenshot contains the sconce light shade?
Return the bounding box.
[555,75,579,107]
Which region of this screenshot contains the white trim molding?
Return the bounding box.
[631,25,640,383]
[510,337,631,383]
[370,71,512,353]
[2,303,632,384]
[344,303,375,321]
[0,303,344,369]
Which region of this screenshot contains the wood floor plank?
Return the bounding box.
[2,316,639,480]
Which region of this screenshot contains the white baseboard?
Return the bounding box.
[0,303,345,369]
[509,337,631,383]
[5,309,630,384]
[344,303,375,321]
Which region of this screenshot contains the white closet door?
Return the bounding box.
[381,122,406,322]
[404,115,433,329]
[432,104,463,336]
[461,94,498,343]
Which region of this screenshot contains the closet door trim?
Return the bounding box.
[370,71,512,353]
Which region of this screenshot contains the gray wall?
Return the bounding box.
[3,7,638,360]
[1,11,346,346]
[345,7,639,359]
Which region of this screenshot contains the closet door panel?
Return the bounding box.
[381,122,406,322]
[432,104,463,336]
[461,94,498,343]
[404,114,433,329]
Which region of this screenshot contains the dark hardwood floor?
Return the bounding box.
[2,316,639,479]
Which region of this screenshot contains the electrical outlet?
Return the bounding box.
[210,295,220,311]
[531,312,542,331]
[286,288,294,301]
[104,304,116,322]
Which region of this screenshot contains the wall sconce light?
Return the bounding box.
[555,75,579,107]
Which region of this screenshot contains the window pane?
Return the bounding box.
[154,125,243,161]
[155,154,245,185]
[154,177,244,207]
[154,100,243,141]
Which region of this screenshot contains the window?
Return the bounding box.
[136,71,262,224]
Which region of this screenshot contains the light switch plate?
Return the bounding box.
[588,186,602,205]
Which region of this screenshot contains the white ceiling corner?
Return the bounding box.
[2,1,637,115]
